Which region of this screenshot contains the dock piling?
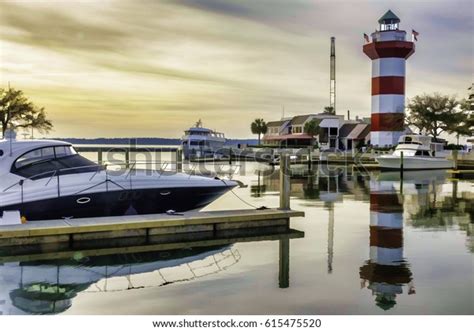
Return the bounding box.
[176,149,183,172]
[307,147,312,170]
[98,148,103,164]
[453,150,458,170]
[279,238,290,288]
[400,151,404,178]
[125,150,130,169]
[279,153,291,210]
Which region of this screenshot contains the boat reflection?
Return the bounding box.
[0,227,303,315]
[0,245,237,315]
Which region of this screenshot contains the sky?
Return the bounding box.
[0,0,472,138]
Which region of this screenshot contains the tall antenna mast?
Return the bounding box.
[330,37,336,114]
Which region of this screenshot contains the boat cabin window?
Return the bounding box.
[415,150,431,156]
[401,136,422,145]
[14,146,77,169]
[11,145,98,179]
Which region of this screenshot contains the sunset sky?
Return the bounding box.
[0,0,472,138]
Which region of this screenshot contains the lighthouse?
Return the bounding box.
[363,10,415,147]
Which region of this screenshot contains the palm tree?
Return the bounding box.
[323,106,335,115]
[250,118,267,145]
[304,119,320,146]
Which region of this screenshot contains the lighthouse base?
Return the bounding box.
[371,131,403,148]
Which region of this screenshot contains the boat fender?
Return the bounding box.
[0,211,22,226]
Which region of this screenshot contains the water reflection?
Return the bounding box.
[360,172,415,311]
[250,165,472,311]
[253,165,472,253]
[0,227,303,315]
[0,246,237,315]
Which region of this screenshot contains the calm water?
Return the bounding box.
[0,161,472,315]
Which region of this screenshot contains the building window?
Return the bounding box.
[293,126,302,134]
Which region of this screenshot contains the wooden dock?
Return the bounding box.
[0,226,304,263]
[0,209,304,246]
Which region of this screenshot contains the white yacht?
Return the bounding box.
[376,135,453,170]
[181,120,226,159]
[0,137,237,222]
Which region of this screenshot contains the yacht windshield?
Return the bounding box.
[393,150,416,156]
[12,145,100,179]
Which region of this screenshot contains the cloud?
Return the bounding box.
[0,0,471,138]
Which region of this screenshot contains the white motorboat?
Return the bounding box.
[0,137,237,222]
[376,135,453,170]
[181,120,226,159]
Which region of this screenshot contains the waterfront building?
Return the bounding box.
[263,113,371,151]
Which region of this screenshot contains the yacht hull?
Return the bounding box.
[0,186,231,221]
[376,155,453,170]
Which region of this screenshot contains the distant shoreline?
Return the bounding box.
[54,137,258,146]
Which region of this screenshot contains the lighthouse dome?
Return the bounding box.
[378,10,400,24]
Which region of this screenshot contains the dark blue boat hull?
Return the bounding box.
[0,186,231,221]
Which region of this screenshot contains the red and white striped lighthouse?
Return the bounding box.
[363,10,415,147]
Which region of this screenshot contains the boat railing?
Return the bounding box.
[0,162,171,201]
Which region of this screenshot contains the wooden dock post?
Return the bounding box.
[453,149,458,170]
[279,153,291,210]
[125,149,130,169]
[400,151,404,193]
[176,149,183,172]
[400,151,404,177]
[98,148,103,164]
[279,238,290,288]
[307,147,312,171]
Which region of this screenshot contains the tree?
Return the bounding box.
[250,118,267,145]
[323,106,335,115]
[304,119,320,146]
[406,93,460,140]
[446,111,472,145]
[451,86,474,144]
[0,87,52,138]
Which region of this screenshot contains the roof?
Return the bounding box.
[346,124,371,140]
[378,10,400,24]
[188,127,213,133]
[266,120,289,127]
[291,115,317,125]
[338,123,358,138]
[263,134,314,141]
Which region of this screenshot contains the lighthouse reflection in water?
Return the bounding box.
[360,173,416,310]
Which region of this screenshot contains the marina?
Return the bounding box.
[0,1,472,325]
